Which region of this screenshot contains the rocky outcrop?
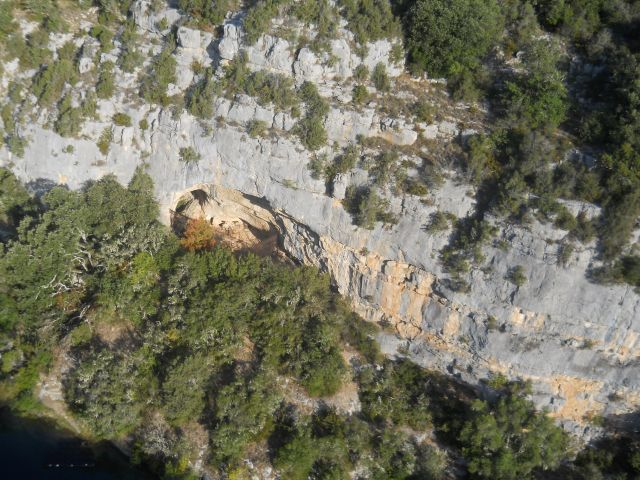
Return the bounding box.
[1,1,639,439]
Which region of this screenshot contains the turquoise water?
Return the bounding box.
[0,408,156,479]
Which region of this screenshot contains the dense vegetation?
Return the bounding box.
[0,169,609,478]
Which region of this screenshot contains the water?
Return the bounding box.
[0,408,156,479]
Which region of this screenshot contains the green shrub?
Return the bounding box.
[17,28,52,70]
[247,119,268,138]
[508,265,527,287]
[554,207,577,230]
[244,70,299,111]
[32,57,78,106]
[558,242,574,267]
[178,0,239,28]
[138,118,148,130]
[54,94,83,137]
[371,62,390,91]
[570,211,596,243]
[344,185,397,229]
[426,211,450,232]
[243,0,283,44]
[90,25,114,52]
[502,39,568,131]
[337,0,401,45]
[352,84,369,105]
[464,134,497,184]
[294,82,329,150]
[413,99,435,123]
[97,126,113,155]
[186,69,219,119]
[404,180,428,196]
[179,146,200,164]
[0,1,17,41]
[7,135,27,157]
[140,40,177,106]
[358,359,432,430]
[96,61,116,99]
[113,113,132,127]
[353,64,369,82]
[291,0,339,50]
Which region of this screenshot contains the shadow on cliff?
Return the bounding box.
[25,178,62,198]
[605,410,640,436]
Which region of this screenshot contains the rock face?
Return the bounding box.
[1,2,639,439]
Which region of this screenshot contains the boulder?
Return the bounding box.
[246,35,293,74]
[177,27,201,50]
[293,48,324,83]
[218,23,241,61]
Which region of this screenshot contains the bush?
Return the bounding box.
[352,84,369,105]
[186,69,219,119]
[243,70,298,111]
[32,56,78,106]
[554,206,577,230]
[90,25,114,52]
[247,119,268,138]
[140,40,177,106]
[502,39,568,131]
[178,0,239,28]
[179,146,201,164]
[413,99,435,123]
[426,211,450,232]
[96,61,116,99]
[291,0,340,50]
[118,19,142,73]
[243,0,282,45]
[508,265,527,287]
[294,82,329,150]
[113,113,132,127]
[353,64,369,82]
[54,94,83,137]
[358,360,433,430]
[337,0,401,45]
[344,186,397,229]
[16,28,52,70]
[371,62,390,91]
[97,127,113,155]
[139,118,148,130]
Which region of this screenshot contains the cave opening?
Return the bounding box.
[170,184,285,258]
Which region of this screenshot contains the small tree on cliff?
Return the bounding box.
[181,218,216,252]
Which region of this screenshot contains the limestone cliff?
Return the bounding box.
[1,0,638,438]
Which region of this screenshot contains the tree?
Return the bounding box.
[405,0,502,77]
[502,39,568,131]
[459,385,568,480]
[180,218,216,252]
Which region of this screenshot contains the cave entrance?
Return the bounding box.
[170,184,284,258]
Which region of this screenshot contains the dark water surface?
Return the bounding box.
[0,407,156,479]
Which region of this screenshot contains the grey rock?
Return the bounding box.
[218,23,241,61]
[246,35,293,75]
[293,48,324,83]
[177,26,201,50]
